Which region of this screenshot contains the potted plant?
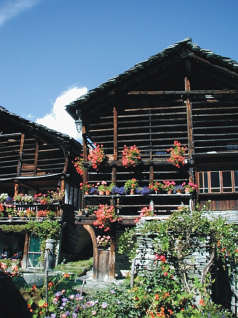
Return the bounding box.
[72,154,84,176]
[98,181,107,195]
[124,178,138,195]
[167,140,187,168]
[93,204,120,232]
[22,194,34,204]
[25,208,35,218]
[111,186,125,195]
[136,186,151,195]
[80,182,91,195]
[49,189,65,203]
[174,184,185,194]
[162,180,176,194]
[122,144,141,168]
[0,193,8,203]
[182,182,198,194]
[106,183,115,195]
[13,193,24,203]
[88,143,105,170]
[149,181,163,194]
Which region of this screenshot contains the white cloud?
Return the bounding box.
[36,86,87,140]
[0,0,40,26]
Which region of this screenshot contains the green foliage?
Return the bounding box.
[0,220,60,241]
[117,227,137,261]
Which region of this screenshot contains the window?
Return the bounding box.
[27,235,42,268]
[198,170,236,194]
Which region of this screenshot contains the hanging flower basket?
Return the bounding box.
[93,204,120,232]
[72,154,84,176]
[122,145,141,168]
[167,140,187,168]
[88,144,105,170]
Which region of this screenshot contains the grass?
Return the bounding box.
[55,257,93,276]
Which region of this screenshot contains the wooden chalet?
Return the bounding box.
[0,106,83,269]
[66,38,238,280]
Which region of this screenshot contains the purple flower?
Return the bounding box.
[101,302,108,309]
[72,313,77,318]
[62,297,68,302]
[111,186,120,194]
[50,315,56,318]
[141,187,151,195]
[110,289,115,294]
[90,187,98,194]
[117,186,125,195]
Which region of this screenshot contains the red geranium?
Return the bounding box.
[88,144,105,170]
[122,145,141,168]
[72,154,84,176]
[167,140,187,168]
[93,204,120,232]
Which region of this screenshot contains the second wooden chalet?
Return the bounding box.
[0,106,83,270]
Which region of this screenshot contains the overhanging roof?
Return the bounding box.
[66,38,238,120]
[0,106,82,152]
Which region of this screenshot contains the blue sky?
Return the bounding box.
[0,0,238,138]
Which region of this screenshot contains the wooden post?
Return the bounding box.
[82,125,88,183]
[21,232,30,269]
[14,182,19,197]
[34,141,39,175]
[113,106,118,160]
[184,60,194,183]
[149,165,154,184]
[109,237,115,280]
[112,106,118,184]
[17,133,25,176]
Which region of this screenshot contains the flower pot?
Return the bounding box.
[185,188,190,194]
[105,190,110,196]
[168,190,173,194]
[99,190,104,195]
[85,191,89,195]
[130,189,135,195]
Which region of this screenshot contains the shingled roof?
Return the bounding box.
[0,106,82,151]
[66,38,238,120]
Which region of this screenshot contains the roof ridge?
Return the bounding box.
[66,38,238,117]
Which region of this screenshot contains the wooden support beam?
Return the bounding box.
[113,105,118,160]
[82,125,88,183]
[109,237,115,280]
[184,60,194,159]
[188,52,238,80]
[112,166,117,185]
[149,165,154,183]
[82,225,98,280]
[14,182,19,197]
[17,133,25,176]
[22,232,30,269]
[127,89,238,95]
[34,141,39,175]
